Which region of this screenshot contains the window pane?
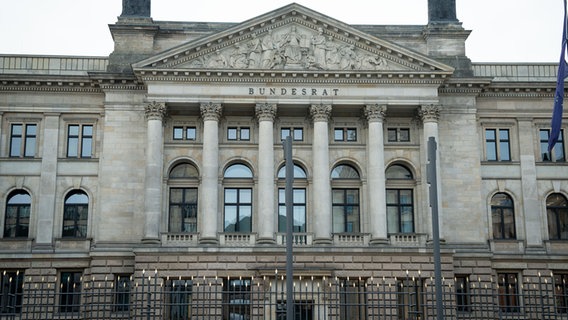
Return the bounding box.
[170,163,199,178]
[239,189,252,203]
[386,190,398,204]
[238,206,252,232]
[240,128,250,140]
[224,164,253,178]
[278,165,306,178]
[186,127,196,140]
[346,190,359,204]
[224,206,237,231]
[399,190,413,204]
[66,193,88,204]
[281,128,291,140]
[386,165,413,179]
[399,128,410,142]
[8,192,31,204]
[332,189,345,204]
[68,137,78,157]
[225,189,237,203]
[486,141,497,161]
[334,129,344,141]
[347,128,357,141]
[173,127,183,140]
[11,124,22,135]
[331,165,359,179]
[293,128,303,141]
[293,189,305,203]
[485,129,496,140]
[24,136,36,157]
[170,189,183,203]
[499,129,509,140]
[387,128,397,142]
[387,207,400,233]
[81,137,92,157]
[227,128,237,140]
[82,125,93,136]
[10,137,21,157]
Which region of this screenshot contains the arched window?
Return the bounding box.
[547,193,568,240]
[491,193,515,239]
[223,164,253,232]
[331,164,360,233]
[277,164,307,232]
[4,190,31,238]
[386,164,414,234]
[63,190,88,238]
[168,163,199,233]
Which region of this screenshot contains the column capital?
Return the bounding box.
[310,104,332,122]
[365,104,387,122]
[145,101,166,121]
[200,102,223,121]
[255,103,278,122]
[419,104,441,123]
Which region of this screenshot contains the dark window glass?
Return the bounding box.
[387,189,414,233]
[387,128,397,142]
[223,278,251,320]
[9,124,22,157]
[4,191,31,238]
[398,278,424,319]
[547,193,568,240]
[541,129,565,162]
[0,271,24,314]
[399,128,410,142]
[278,188,306,232]
[169,163,199,179]
[455,275,471,312]
[10,124,36,157]
[339,278,367,319]
[497,273,519,312]
[167,279,193,319]
[554,273,568,314]
[491,193,515,239]
[169,188,198,233]
[346,128,357,141]
[385,165,413,180]
[485,129,497,161]
[114,275,131,312]
[332,189,360,233]
[224,188,252,232]
[60,271,82,313]
[62,191,88,238]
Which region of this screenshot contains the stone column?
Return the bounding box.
[365,105,389,244]
[35,114,60,248]
[199,102,222,244]
[142,102,166,244]
[419,104,444,240]
[256,103,277,244]
[310,104,332,244]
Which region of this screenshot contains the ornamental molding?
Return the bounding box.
[255,103,278,121]
[418,104,440,122]
[132,3,454,79]
[200,102,223,121]
[310,104,332,122]
[364,104,387,122]
[145,101,167,120]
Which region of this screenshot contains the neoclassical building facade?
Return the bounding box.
[0,0,567,317]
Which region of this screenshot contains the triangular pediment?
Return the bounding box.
[133,3,454,75]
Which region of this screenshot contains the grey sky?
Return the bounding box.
[0,0,562,62]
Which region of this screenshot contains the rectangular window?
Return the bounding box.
[10,123,37,157]
[386,189,414,234]
[497,273,519,313]
[167,278,192,319]
[334,128,357,142]
[169,188,198,233]
[398,278,424,320]
[173,126,197,141]
[67,124,93,158]
[387,128,410,142]
[60,271,82,313]
[485,128,511,161]
[540,129,565,162]
[554,273,568,314]
[332,189,360,233]
[224,188,252,232]
[276,300,314,320]
[227,127,250,141]
[281,127,304,141]
[339,278,367,320]
[278,188,306,232]
[0,270,24,315]
[455,275,471,312]
[223,278,251,320]
[114,275,131,312]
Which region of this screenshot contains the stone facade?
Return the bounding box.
[0,2,567,317]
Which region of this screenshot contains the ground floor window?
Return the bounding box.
[497,273,519,313]
[223,278,251,320]
[60,271,82,313]
[0,270,24,314]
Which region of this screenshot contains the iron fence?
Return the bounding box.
[1,269,567,319]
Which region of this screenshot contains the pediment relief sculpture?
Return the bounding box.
[180,24,401,72]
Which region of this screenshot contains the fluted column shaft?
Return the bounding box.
[256,103,277,243]
[365,105,389,244]
[310,104,332,244]
[420,104,444,240]
[200,103,222,244]
[143,102,166,243]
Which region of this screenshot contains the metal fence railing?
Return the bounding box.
[1,269,567,319]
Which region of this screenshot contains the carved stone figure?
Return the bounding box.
[325,36,341,69]
[229,44,249,69]
[311,27,327,69]
[260,30,277,69]
[247,33,262,69]
[339,44,356,70]
[279,26,302,67]
[358,54,388,70]
[207,50,227,68]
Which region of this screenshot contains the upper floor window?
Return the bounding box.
[62,190,88,238]
[10,123,37,158]
[278,164,307,232]
[331,164,361,233]
[227,127,250,141]
[540,129,565,162]
[280,127,304,141]
[386,164,414,234]
[485,128,510,161]
[67,124,93,158]
[4,190,31,238]
[173,126,196,141]
[334,128,357,142]
[387,128,410,142]
[223,164,253,232]
[547,193,568,240]
[168,163,199,233]
[491,193,515,240]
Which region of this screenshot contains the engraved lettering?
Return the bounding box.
[259,88,266,95]
[312,89,317,95]
[333,89,340,96]
[270,88,276,95]
[281,88,287,95]
[322,89,328,96]
[302,88,307,95]
[249,88,254,95]
[291,88,297,95]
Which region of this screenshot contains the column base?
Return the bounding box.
[141,237,161,245]
[199,237,219,245]
[256,237,276,245]
[369,237,389,246]
[313,237,332,245]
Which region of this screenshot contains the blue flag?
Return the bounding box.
[549,0,568,153]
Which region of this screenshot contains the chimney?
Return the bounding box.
[428,0,458,24]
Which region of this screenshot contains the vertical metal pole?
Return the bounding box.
[283,136,294,320]
[427,137,444,320]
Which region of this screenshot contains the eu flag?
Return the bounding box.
[549,0,568,153]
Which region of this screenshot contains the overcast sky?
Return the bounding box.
[0,0,563,63]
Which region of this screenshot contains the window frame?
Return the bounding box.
[484,128,511,161]
[114,274,131,312]
[547,193,568,240]
[173,126,197,141]
[66,124,94,158]
[334,127,357,142]
[332,188,360,233]
[386,164,415,235]
[491,193,516,240]
[62,190,89,238]
[223,164,254,233]
[227,126,250,141]
[455,275,471,312]
[497,272,520,313]
[387,127,410,143]
[554,273,568,314]
[9,123,37,158]
[59,271,82,313]
[280,127,304,141]
[540,128,565,162]
[277,164,308,233]
[223,278,252,320]
[0,270,24,315]
[168,163,199,233]
[4,190,31,238]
